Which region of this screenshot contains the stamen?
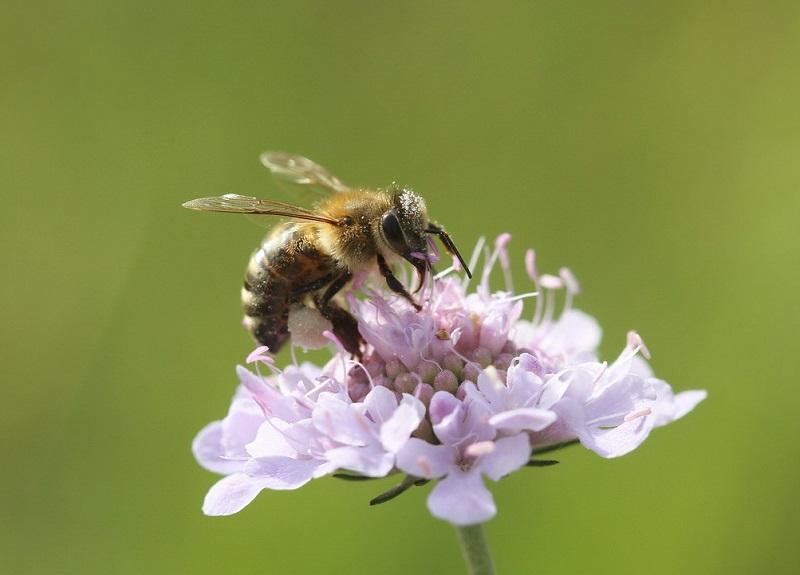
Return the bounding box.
[434,265,457,280]
[417,455,433,477]
[348,358,376,389]
[322,330,350,379]
[461,236,486,290]
[526,249,546,326]
[465,441,495,458]
[539,274,563,290]
[559,267,579,315]
[627,330,652,360]
[497,291,539,304]
[495,233,515,293]
[246,346,274,365]
[624,408,652,422]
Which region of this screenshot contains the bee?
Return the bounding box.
[183,152,471,356]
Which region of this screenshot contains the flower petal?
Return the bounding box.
[396,438,454,479]
[672,390,707,420]
[380,401,424,453]
[202,473,263,516]
[364,385,399,423]
[244,456,322,489]
[479,434,532,481]
[583,411,655,458]
[193,421,245,475]
[488,407,557,434]
[325,444,394,477]
[427,471,496,526]
[312,395,371,446]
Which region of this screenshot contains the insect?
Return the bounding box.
[183,152,471,356]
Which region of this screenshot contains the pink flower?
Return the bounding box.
[193,235,706,524]
[396,392,532,525]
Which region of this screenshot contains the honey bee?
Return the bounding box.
[183,152,471,355]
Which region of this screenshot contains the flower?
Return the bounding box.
[193,235,706,524]
[396,392,533,525]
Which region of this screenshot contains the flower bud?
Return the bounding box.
[414,382,434,406]
[418,362,440,384]
[433,369,459,394]
[442,353,464,376]
[394,372,420,394]
[462,363,482,383]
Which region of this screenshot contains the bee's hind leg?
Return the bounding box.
[315,270,363,357]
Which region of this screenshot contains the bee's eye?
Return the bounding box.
[381,211,407,253]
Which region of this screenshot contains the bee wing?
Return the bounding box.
[260,151,350,196]
[182,194,341,226]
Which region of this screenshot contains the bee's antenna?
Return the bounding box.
[425,225,473,279]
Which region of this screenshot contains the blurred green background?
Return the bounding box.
[2,1,798,574]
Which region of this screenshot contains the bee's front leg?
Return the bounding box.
[377,254,422,312]
[315,270,363,357]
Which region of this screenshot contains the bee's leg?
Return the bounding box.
[377,254,422,312]
[315,270,363,357]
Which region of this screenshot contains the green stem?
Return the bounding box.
[455,524,495,575]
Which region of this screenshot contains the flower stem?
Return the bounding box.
[455,524,495,575]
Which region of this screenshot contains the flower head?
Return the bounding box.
[193,236,705,524]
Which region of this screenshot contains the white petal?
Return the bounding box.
[192,421,245,475]
[380,403,424,453]
[202,473,263,516]
[245,420,297,458]
[584,414,655,458]
[476,369,504,406]
[244,456,322,489]
[325,445,394,477]
[542,309,602,356]
[479,434,532,481]
[396,438,454,479]
[488,407,557,434]
[221,396,266,455]
[427,471,496,526]
[312,395,372,446]
[672,390,707,421]
[429,391,461,425]
[364,385,399,423]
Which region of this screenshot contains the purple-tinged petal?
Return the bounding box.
[488,407,557,434]
[584,375,647,428]
[429,392,461,422]
[396,438,454,479]
[478,434,532,481]
[540,309,602,357]
[649,379,707,426]
[325,445,394,477]
[583,410,655,458]
[220,395,266,455]
[672,390,707,420]
[364,385,399,423]
[312,395,371,446]
[380,402,424,453]
[427,471,496,526]
[202,473,263,516]
[245,419,297,458]
[244,456,322,489]
[475,369,504,406]
[192,421,245,475]
[236,366,300,422]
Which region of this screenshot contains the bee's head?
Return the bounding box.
[379,187,431,283]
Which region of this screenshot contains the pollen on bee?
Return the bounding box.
[287,306,333,350]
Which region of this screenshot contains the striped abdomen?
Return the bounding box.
[241,224,337,352]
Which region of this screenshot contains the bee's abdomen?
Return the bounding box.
[241,226,336,353]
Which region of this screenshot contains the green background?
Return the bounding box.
[3,2,798,574]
